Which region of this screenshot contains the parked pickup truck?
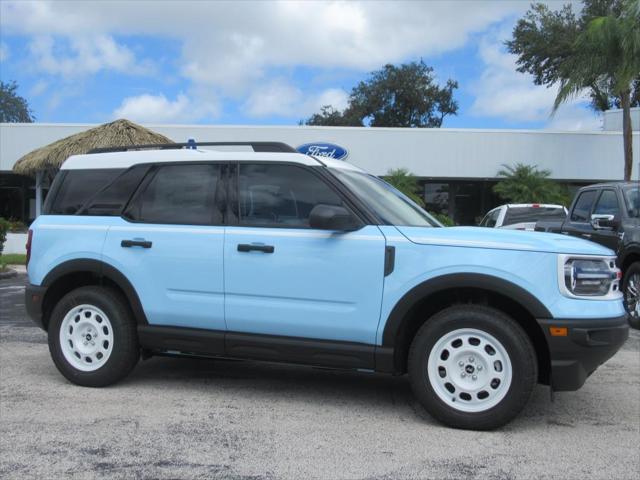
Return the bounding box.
[535,182,640,328]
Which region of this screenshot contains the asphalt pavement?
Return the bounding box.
[1,272,639,480]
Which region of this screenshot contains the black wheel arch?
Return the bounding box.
[376,273,552,378]
[40,259,148,330]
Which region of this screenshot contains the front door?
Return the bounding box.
[590,189,622,251]
[102,163,226,331]
[224,163,386,344]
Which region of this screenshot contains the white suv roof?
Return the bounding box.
[61,149,364,172]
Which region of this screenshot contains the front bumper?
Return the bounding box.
[25,283,47,330]
[537,315,629,391]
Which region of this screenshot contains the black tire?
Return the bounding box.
[408,305,537,430]
[48,286,139,387]
[622,262,640,330]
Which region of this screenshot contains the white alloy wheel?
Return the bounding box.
[59,304,114,372]
[427,328,513,413]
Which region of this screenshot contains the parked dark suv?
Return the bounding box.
[536,182,640,328]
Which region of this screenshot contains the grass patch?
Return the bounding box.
[1,253,27,265]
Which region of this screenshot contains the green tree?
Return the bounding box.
[382,168,455,226]
[0,81,35,123]
[305,61,458,127]
[493,164,570,205]
[507,0,640,180]
[383,168,426,206]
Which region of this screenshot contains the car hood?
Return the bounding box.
[394,226,615,256]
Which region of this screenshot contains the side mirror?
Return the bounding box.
[309,204,361,231]
[591,214,619,230]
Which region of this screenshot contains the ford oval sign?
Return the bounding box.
[297,142,348,160]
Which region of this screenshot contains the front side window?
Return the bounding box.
[126,164,221,225]
[571,190,597,222]
[330,168,440,227]
[237,164,344,227]
[593,190,620,217]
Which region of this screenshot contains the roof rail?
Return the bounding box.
[87,141,298,154]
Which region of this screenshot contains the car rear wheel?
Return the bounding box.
[408,305,537,430]
[48,286,139,387]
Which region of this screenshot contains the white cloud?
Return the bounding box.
[0,42,8,62]
[112,92,219,123]
[1,0,526,91]
[243,79,348,118]
[27,34,153,77]
[546,104,602,131]
[470,28,601,130]
[30,80,48,97]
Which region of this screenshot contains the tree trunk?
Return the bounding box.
[621,90,633,181]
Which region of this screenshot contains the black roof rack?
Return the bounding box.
[87,141,297,154]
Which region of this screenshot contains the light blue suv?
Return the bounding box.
[25,142,628,430]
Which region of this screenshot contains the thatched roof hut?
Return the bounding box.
[12,119,173,177]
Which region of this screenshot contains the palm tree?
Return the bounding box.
[554,0,640,180]
[493,164,570,205]
[383,168,426,206]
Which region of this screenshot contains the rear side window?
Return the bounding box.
[125,164,222,225]
[503,207,566,226]
[48,169,123,215]
[571,190,597,222]
[480,209,500,227]
[237,164,344,228]
[84,165,149,216]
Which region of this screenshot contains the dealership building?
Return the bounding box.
[1,108,639,225]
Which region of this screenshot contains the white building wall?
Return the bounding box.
[603,107,640,132]
[2,122,638,181]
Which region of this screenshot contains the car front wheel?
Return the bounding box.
[48,286,139,387]
[622,262,640,330]
[408,305,537,430]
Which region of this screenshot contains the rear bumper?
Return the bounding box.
[537,315,629,391]
[25,283,47,330]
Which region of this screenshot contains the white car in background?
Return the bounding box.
[479,204,568,231]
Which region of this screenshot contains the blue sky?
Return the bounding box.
[0,0,600,130]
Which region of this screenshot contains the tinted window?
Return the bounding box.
[127,164,221,225]
[84,165,149,216]
[503,207,566,226]
[481,209,500,227]
[571,190,597,222]
[593,190,620,216]
[238,164,344,227]
[624,186,640,217]
[49,169,123,215]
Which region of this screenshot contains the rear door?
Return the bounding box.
[223,162,386,345]
[102,163,226,332]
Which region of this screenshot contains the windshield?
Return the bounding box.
[624,186,640,217]
[329,168,441,227]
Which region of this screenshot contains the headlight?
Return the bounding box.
[558,255,621,299]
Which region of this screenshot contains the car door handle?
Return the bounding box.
[237,243,274,253]
[121,239,152,248]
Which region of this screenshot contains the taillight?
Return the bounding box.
[26,229,33,267]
